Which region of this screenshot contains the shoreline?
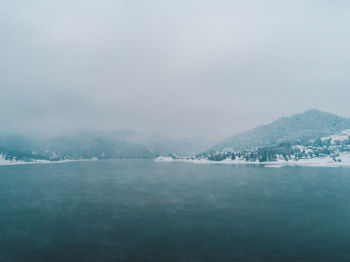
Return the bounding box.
[0,158,97,166]
[1,157,349,168]
[155,155,350,168]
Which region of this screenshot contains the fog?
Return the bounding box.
[1,0,350,140]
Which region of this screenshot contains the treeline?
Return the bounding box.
[0,148,64,162]
[196,139,350,163]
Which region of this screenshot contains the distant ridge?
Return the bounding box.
[0,129,213,163]
[211,109,350,151]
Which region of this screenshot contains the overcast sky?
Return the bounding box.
[1,0,350,140]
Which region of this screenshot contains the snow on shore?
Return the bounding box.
[0,155,97,166]
[155,153,350,167]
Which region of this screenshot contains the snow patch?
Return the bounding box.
[0,155,98,166]
[155,152,350,167]
[321,129,350,144]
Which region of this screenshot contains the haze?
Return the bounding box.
[1,0,350,140]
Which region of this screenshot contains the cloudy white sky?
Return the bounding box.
[1,0,350,140]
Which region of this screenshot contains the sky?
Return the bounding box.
[1,0,350,141]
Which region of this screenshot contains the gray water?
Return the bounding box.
[1,160,350,262]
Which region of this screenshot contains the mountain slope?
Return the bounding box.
[92,130,214,156]
[0,132,155,161]
[212,109,350,151]
[41,132,155,159]
[0,129,214,162]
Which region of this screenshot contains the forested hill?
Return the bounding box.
[0,132,155,162]
[211,109,350,152]
[0,130,213,162]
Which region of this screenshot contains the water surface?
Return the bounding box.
[1,160,350,262]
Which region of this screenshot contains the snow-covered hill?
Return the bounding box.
[212,109,350,151]
[156,113,350,167]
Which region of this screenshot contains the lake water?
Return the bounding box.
[1,160,350,262]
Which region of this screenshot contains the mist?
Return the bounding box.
[1,0,350,140]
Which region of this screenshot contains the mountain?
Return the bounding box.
[41,132,156,160]
[0,129,214,162]
[211,109,350,151]
[0,132,155,161]
[87,129,214,156]
[157,110,350,166]
[182,128,350,166]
